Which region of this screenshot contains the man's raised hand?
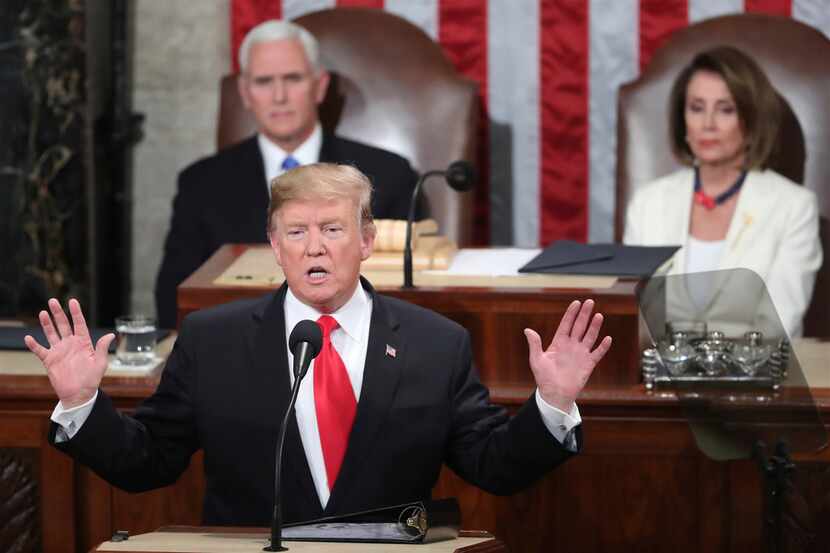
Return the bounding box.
[524,299,612,412]
[24,298,114,409]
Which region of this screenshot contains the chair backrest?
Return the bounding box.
[616,13,830,337]
[218,7,479,246]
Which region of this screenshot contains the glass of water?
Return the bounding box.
[115,315,158,366]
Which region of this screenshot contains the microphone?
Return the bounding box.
[403,160,476,288]
[265,320,323,552]
[288,319,323,380]
[444,160,477,192]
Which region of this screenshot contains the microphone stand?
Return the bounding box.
[264,342,313,552]
[403,170,444,289]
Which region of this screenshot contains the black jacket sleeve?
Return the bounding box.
[50,324,200,492]
[154,167,216,329]
[443,329,579,495]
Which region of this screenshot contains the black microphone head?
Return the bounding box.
[444,160,476,192]
[288,319,323,359]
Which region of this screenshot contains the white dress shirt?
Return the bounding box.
[51,282,583,509]
[258,123,323,195]
[283,283,372,507]
[685,236,726,311]
[282,282,581,508]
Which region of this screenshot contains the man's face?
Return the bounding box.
[238,38,330,152]
[269,198,374,313]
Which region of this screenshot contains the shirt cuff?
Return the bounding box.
[50,390,98,443]
[534,389,581,450]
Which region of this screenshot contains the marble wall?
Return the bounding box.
[130,1,230,315]
[1,0,88,318]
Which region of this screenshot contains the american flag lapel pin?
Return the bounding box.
[385,344,397,358]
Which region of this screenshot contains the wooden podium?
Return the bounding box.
[93,527,505,553]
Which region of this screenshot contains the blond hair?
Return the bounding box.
[267,162,375,236]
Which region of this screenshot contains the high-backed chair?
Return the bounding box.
[616,14,830,337]
[218,8,479,246]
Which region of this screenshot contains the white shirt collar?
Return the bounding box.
[258,123,324,193]
[284,280,370,343]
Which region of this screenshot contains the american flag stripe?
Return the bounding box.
[745,0,791,16]
[231,0,830,246]
[385,0,439,40]
[588,0,638,243]
[337,0,384,8]
[540,1,590,245]
[439,1,491,244]
[639,0,688,73]
[285,0,332,19]
[488,0,540,246]
[690,0,744,23]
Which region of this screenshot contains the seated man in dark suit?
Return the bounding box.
[27,163,612,527]
[155,19,418,328]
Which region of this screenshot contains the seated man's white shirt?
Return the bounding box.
[52,283,582,505]
[258,123,323,193]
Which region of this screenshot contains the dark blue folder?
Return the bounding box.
[519,240,679,277]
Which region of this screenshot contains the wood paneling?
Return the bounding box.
[0,414,75,553]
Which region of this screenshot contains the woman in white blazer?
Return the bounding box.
[624,46,822,338]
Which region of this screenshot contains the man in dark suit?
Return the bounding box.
[155,19,417,329]
[26,163,612,526]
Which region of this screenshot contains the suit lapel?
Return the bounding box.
[705,171,764,309]
[669,169,695,276]
[318,133,338,163]
[325,280,403,514]
[251,283,322,518]
[236,136,269,221]
[660,171,699,315]
[718,171,762,270]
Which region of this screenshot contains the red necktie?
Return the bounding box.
[314,315,357,490]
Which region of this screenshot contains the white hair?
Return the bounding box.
[238,20,322,73]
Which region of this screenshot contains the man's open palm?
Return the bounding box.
[24,298,114,409]
[524,299,612,412]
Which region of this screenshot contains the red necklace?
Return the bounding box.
[693,167,747,210]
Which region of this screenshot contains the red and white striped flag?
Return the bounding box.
[231,0,830,247]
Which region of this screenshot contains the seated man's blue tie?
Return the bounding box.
[282,156,300,171]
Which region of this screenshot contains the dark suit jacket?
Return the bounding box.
[154,134,418,328]
[52,280,579,526]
